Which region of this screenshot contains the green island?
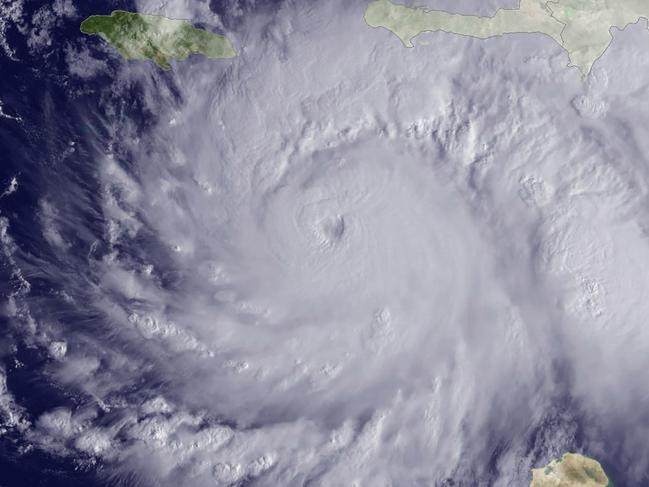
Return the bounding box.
[80,11,236,69]
[531,452,613,487]
[364,0,649,75]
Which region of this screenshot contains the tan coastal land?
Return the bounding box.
[531,452,612,486]
[365,0,649,75]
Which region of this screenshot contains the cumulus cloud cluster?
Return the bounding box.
[0,0,77,59]
[3,0,649,485]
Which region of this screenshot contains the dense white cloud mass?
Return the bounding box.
[3,0,649,485]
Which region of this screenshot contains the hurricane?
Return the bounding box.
[1,0,649,485]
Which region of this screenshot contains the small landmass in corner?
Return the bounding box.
[531,452,612,487]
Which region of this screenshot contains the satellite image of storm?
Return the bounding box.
[2,0,649,485]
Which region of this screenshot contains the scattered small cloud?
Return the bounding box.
[65,45,108,78]
[26,0,77,52]
[0,0,24,59]
[0,176,18,198]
